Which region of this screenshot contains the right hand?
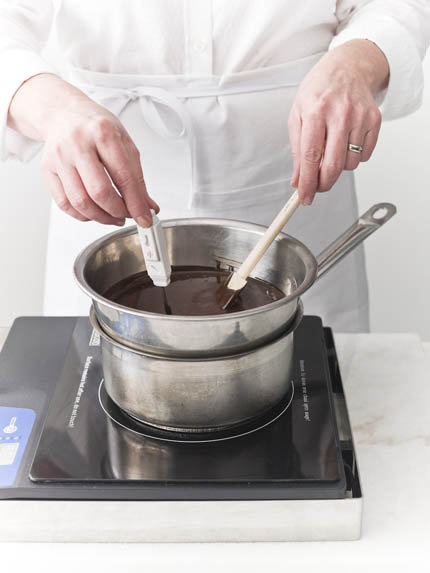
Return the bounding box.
[9,74,159,227]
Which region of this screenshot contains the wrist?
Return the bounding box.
[329,39,390,96]
[8,73,91,141]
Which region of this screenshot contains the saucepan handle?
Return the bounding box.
[315,202,397,280]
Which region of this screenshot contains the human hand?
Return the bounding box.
[8,73,159,226]
[288,39,389,205]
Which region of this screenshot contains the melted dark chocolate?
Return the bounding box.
[104,265,285,316]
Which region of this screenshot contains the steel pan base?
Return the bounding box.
[98,379,294,444]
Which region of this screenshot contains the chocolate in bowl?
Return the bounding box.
[103,265,285,316]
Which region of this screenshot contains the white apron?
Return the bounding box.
[44,52,369,332]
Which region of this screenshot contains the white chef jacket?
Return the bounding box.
[0,0,429,331]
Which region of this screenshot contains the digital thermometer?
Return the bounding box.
[137,210,172,287]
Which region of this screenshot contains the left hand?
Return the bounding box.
[288,39,389,205]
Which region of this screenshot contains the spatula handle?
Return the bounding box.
[237,190,300,280]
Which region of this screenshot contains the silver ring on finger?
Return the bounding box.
[348,143,363,154]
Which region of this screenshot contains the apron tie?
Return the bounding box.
[80,84,197,208]
[66,52,326,210]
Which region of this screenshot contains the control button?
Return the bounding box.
[193,41,206,53]
[0,441,19,466]
[3,417,18,434]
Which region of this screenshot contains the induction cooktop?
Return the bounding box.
[0,315,362,542]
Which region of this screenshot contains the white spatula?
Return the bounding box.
[217,190,301,309]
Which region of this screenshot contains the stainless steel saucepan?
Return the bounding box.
[78,202,395,433]
[90,302,303,432]
[75,203,396,358]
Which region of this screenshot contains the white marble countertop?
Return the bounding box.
[0,327,429,572]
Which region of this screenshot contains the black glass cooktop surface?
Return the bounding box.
[24,316,346,500]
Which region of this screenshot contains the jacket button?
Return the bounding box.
[192,41,206,53]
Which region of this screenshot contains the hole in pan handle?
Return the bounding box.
[360,202,397,226]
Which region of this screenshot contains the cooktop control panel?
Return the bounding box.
[0,407,35,487]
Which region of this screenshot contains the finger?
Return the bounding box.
[44,170,89,222]
[76,150,129,219]
[148,196,160,214]
[345,127,365,171]
[361,128,379,162]
[318,126,348,192]
[298,116,325,205]
[122,135,160,215]
[97,138,153,227]
[58,166,126,226]
[117,130,160,217]
[288,111,301,188]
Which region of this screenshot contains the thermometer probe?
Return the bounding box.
[138,210,172,287]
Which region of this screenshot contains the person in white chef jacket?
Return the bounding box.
[0,1,429,331]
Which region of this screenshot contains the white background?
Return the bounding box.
[0,53,429,339]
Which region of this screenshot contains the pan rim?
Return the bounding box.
[73,217,317,323]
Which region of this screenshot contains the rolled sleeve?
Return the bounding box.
[0,0,55,161]
[330,0,430,120]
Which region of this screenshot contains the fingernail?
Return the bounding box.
[136,215,152,228]
[115,219,126,227]
[302,197,312,206]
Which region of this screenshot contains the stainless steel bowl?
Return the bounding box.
[90,304,303,433]
[75,204,396,358]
